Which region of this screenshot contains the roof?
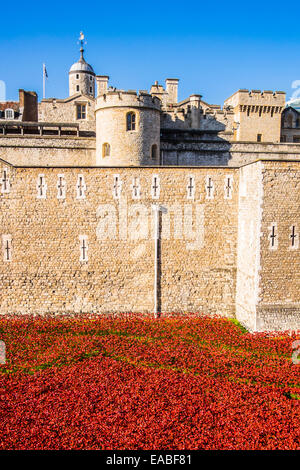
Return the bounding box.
[69,48,95,74]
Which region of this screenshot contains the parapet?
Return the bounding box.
[224,89,286,108]
[95,90,161,111]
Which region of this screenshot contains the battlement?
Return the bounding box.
[96,90,161,111]
[224,89,286,108]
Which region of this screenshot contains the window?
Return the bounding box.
[131,177,141,199]
[76,74,79,79]
[102,143,110,158]
[89,86,93,94]
[151,175,160,199]
[257,134,262,142]
[76,104,86,120]
[126,112,136,131]
[36,174,47,199]
[296,119,300,128]
[79,235,88,262]
[224,175,233,200]
[76,174,86,199]
[90,76,93,81]
[293,136,300,143]
[5,109,14,120]
[187,176,195,200]
[205,176,214,199]
[2,235,12,262]
[268,223,278,250]
[151,144,158,161]
[57,174,66,200]
[289,225,299,249]
[113,175,122,199]
[76,85,80,92]
[280,135,286,143]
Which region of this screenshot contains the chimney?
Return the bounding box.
[165,78,179,104]
[96,76,109,97]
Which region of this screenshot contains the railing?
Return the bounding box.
[0,121,80,137]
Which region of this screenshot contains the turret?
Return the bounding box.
[95,90,161,166]
[69,33,95,98]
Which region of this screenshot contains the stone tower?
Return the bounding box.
[69,41,95,98]
[95,90,161,166]
[224,89,285,142]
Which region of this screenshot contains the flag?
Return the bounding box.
[43,63,48,79]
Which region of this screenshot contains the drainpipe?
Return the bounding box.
[152,204,167,318]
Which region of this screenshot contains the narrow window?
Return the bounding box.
[36,174,47,199]
[151,144,158,161]
[76,104,86,119]
[268,223,278,250]
[76,74,79,79]
[126,112,136,131]
[5,109,14,120]
[76,174,86,199]
[271,108,274,117]
[247,107,250,117]
[2,235,12,262]
[290,225,299,249]
[102,143,110,158]
[89,86,92,94]
[259,107,262,117]
[224,175,233,199]
[187,176,195,200]
[57,174,66,200]
[76,85,80,92]
[257,134,262,142]
[1,168,10,194]
[151,174,160,200]
[90,76,93,81]
[113,175,122,199]
[205,176,214,199]
[131,177,141,199]
[79,235,88,262]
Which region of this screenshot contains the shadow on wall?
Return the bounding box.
[160,112,233,166]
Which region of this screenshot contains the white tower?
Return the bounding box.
[69,32,95,97]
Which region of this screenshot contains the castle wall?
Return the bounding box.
[95,92,161,166]
[0,165,239,317]
[256,160,300,331]
[39,98,96,132]
[0,136,95,166]
[235,162,263,331]
[224,90,285,143]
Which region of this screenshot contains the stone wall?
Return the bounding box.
[0,135,95,166]
[257,160,300,331]
[39,96,96,132]
[0,165,239,317]
[235,161,263,331]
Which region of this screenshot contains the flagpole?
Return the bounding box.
[43,63,45,99]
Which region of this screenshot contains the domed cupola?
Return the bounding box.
[69,32,95,98]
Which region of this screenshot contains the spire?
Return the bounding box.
[78,31,86,61]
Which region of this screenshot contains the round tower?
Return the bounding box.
[69,40,95,97]
[95,90,161,166]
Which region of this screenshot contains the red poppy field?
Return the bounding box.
[0,314,299,450]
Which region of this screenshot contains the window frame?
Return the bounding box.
[126,111,136,131]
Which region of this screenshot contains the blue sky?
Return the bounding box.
[1,0,300,105]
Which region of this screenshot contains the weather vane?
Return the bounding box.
[77,31,87,49]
